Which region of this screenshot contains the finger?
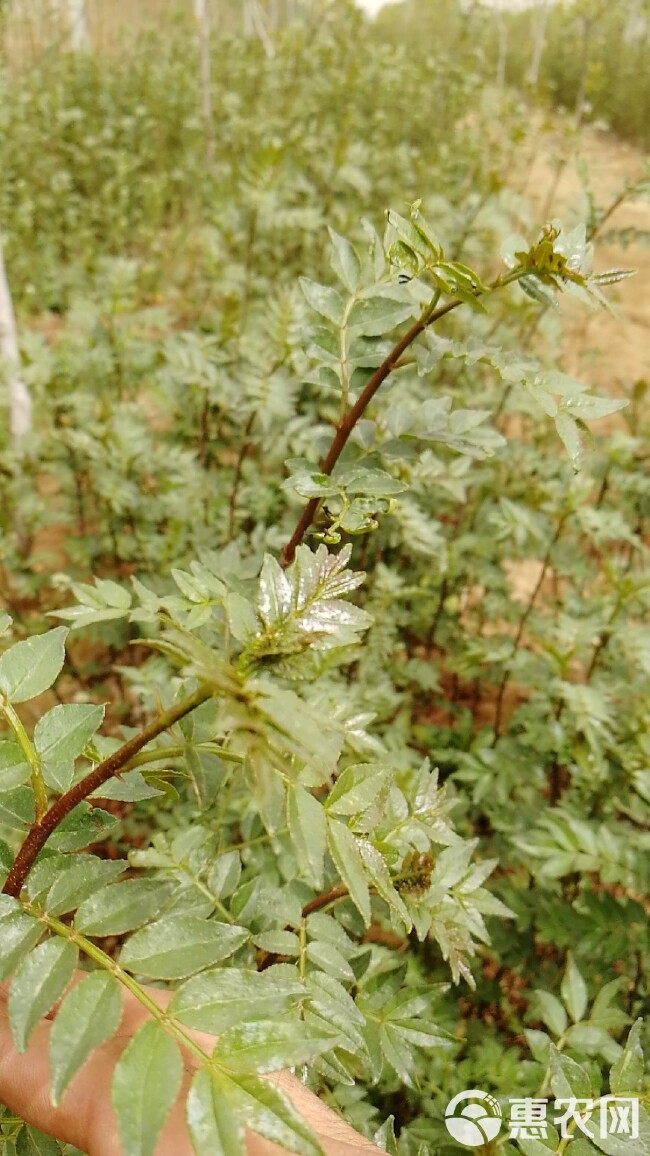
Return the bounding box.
[267,1072,382,1156]
[0,991,121,1153]
[1,974,381,1156]
[0,976,199,1156]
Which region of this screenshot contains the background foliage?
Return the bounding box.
[0,2,649,1155]
[376,0,650,147]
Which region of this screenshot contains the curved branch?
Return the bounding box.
[279,297,459,568]
[2,685,212,898]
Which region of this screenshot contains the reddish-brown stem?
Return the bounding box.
[256,883,351,970]
[279,297,460,568]
[492,514,568,744]
[301,882,350,918]
[279,259,529,570]
[545,672,571,806]
[227,412,255,540]
[2,685,212,898]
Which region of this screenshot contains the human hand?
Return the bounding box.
[0,973,382,1156]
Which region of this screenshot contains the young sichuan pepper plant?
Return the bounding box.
[0,208,645,1156]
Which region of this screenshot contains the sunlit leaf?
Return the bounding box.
[561,953,588,1023]
[170,967,304,1034]
[9,938,77,1053]
[326,818,371,925]
[75,879,174,936]
[610,1019,644,1094]
[34,704,105,793]
[300,279,345,326]
[287,784,327,889]
[50,971,123,1105]
[186,1068,245,1156]
[215,1020,340,1074]
[0,628,68,704]
[328,228,361,294]
[224,1073,323,1156]
[112,1022,183,1156]
[0,741,31,793]
[0,913,44,982]
[45,859,125,917]
[119,916,248,978]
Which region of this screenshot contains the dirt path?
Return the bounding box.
[519,119,649,389]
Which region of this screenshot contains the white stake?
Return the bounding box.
[0,241,32,447]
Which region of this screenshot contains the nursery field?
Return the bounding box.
[0,3,649,1155]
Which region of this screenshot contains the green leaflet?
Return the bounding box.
[28,854,88,905]
[325,763,392,817]
[186,1069,245,1156]
[119,915,249,979]
[207,851,241,900]
[214,1020,341,1074]
[0,894,20,919]
[169,967,304,1035]
[328,228,362,294]
[8,938,78,1053]
[74,878,174,936]
[34,703,105,793]
[304,912,356,955]
[379,1023,417,1087]
[0,787,34,830]
[347,293,414,337]
[549,1045,593,1101]
[305,972,368,1060]
[0,913,44,982]
[0,628,68,704]
[305,940,356,982]
[387,208,441,262]
[49,971,123,1105]
[357,839,410,929]
[45,859,126,917]
[373,1116,399,1156]
[14,1127,62,1156]
[326,817,371,926]
[561,953,588,1024]
[555,410,583,470]
[112,1022,183,1156]
[221,1073,323,1156]
[0,742,31,793]
[89,770,165,802]
[287,784,327,889]
[53,578,133,629]
[300,278,345,326]
[47,806,119,853]
[610,1020,645,1095]
[254,544,371,658]
[253,930,301,956]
